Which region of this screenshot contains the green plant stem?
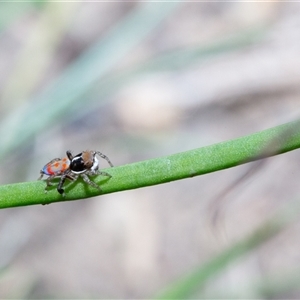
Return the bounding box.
[1,120,300,209]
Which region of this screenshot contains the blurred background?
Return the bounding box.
[1,1,300,298]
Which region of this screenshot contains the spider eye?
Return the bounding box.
[70,155,86,173]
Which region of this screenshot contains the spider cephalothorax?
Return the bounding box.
[67,150,96,173]
[39,150,113,196]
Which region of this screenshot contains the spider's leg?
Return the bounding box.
[97,171,112,178]
[81,174,102,191]
[41,175,57,194]
[57,174,67,196]
[95,151,114,167]
[86,169,112,178]
[46,176,56,188]
[66,150,73,160]
[57,172,77,196]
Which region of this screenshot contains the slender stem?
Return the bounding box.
[1,119,300,209]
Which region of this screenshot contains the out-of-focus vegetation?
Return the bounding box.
[1,2,300,299]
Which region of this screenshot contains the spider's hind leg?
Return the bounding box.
[42,175,57,193]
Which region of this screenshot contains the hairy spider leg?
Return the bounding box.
[81,173,102,191]
[66,150,73,160]
[95,151,114,167]
[57,170,77,195]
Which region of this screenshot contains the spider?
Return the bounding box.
[39,150,113,196]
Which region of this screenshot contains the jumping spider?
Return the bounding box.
[39,150,113,196]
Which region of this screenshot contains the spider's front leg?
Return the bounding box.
[66,150,74,161]
[57,172,76,196]
[95,151,114,167]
